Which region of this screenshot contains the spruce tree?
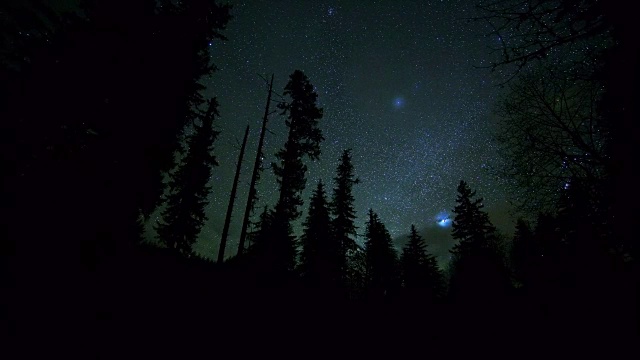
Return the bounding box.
[400,224,444,301]
[155,98,220,256]
[511,218,535,287]
[299,181,338,287]
[246,205,273,255]
[364,209,399,300]
[268,70,324,275]
[448,180,510,305]
[450,181,496,254]
[331,149,360,287]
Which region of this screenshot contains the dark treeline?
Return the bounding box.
[2,0,637,357]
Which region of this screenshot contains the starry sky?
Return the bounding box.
[158,0,515,261]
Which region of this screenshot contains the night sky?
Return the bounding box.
[149,0,515,261]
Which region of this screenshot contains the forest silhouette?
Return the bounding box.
[1,0,637,357]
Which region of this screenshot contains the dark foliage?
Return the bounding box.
[474,0,611,81]
[330,149,360,287]
[448,181,511,306]
[400,224,445,302]
[510,218,535,287]
[265,70,324,275]
[273,69,324,221]
[2,1,231,352]
[364,209,399,301]
[2,0,231,261]
[299,181,340,289]
[156,98,220,256]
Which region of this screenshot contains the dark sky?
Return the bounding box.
[149,0,515,261]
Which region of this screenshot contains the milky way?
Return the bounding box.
[156,0,515,259]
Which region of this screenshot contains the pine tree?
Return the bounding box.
[330,149,360,287]
[511,218,535,287]
[299,181,338,287]
[448,180,510,305]
[269,70,324,274]
[450,181,496,255]
[400,224,444,301]
[364,209,399,300]
[345,244,368,300]
[155,98,220,256]
[3,1,231,271]
[247,205,273,254]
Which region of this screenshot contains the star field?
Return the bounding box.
[185,0,514,259]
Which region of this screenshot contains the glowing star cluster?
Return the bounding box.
[436,211,452,228]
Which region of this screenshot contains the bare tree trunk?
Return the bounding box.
[237,74,274,256]
[218,124,249,263]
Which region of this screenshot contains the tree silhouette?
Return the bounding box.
[331,149,360,287]
[268,70,324,275]
[494,62,607,214]
[344,244,367,300]
[156,98,220,256]
[448,180,510,306]
[510,218,536,288]
[243,204,275,282]
[1,2,232,348]
[2,0,232,265]
[237,74,274,256]
[364,209,399,301]
[473,0,611,81]
[400,224,444,302]
[299,181,339,288]
[218,124,250,263]
[475,0,636,265]
[247,205,274,256]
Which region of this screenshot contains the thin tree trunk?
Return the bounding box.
[238,74,274,255]
[218,124,249,263]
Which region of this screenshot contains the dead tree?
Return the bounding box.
[237,74,274,256]
[218,124,249,262]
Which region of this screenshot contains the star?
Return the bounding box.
[393,97,405,109]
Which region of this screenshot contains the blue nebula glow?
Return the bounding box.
[435,211,452,227]
[393,97,405,108]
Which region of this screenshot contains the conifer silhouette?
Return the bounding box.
[156,98,220,256]
[267,70,324,275]
[448,181,510,306]
[364,209,399,301]
[400,224,444,301]
[331,149,360,287]
[299,181,338,288]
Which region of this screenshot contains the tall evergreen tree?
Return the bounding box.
[1,1,231,347]
[247,205,273,255]
[155,98,220,256]
[268,70,324,275]
[448,180,510,305]
[2,0,231,273]
[364,209,399,300]
[331,149,360,287]
[345,244,368,300]
[299,181,338,287]
[510,218,535,288]
[400,224,444,301]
